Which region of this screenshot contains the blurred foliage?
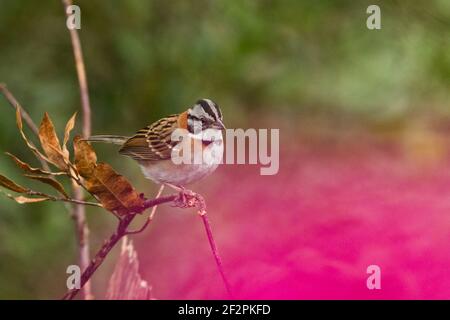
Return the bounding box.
[0,0,449,298]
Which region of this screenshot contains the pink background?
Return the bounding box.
[136,130,450,299]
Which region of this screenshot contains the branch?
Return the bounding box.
[200,213,233,298]
[62,0,93,299]
[0,84,50,171]
[62,0,91,138]
[11,188,100,208]
[42,195,103,207]
[125,185,165,235]
[173,191,233,297]
[62,194,179,300]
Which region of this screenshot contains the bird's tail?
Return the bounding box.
[86,135,129,145]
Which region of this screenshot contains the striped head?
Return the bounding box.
[187,99,225,134]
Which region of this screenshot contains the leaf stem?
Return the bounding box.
[56,197,103,207]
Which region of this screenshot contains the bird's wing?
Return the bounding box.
[119,114,180,161]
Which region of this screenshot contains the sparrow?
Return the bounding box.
[87,99,225,188]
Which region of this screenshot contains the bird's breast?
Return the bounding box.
[139,132,223,185]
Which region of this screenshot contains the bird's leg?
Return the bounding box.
[164,183,184,193]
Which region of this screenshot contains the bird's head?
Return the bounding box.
[187,99,225,133]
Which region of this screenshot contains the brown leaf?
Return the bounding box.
[24,174,69,198]
[86,162,144,216]
[38,112,68,171]
[8,195,50,204]
[63,113,77,160]
[73,135,97,178]
[5,152,66,176]
[0,174,29,193]
[16,108,51,164]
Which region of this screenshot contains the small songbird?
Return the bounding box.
[87,99,225,188]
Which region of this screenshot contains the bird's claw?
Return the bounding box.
[172,189,206,214]
[173,189,196,208]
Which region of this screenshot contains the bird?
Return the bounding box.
[87,99,225,190]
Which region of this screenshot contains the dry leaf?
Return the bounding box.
[16,108,51,164]
[73,135,97,178]
[86,162,144,216]
[9,195,50,204]
[24,174,69,198]
[38,112,68,171]
[0,174,29,193]
[63,113,77,160]
[73,137,144,215]
[106,237,153,300]
[5,152,66,176]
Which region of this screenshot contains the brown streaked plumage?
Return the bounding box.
[118,112,186,162]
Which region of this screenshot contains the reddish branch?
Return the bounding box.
[62,194,178,300]
[63,191,233,300]
[62,0,93,299]
[200,213,233,297]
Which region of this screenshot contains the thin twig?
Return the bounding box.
[0,83,40,136]
[188,192,232,297]
[125,185,165,235]
[62,0,93,299]
[25,189,102,207]
[59,197,102,207]
[62,194,179,300]
[0,84,50,171]
[70,181,92,297]
[48,196,102,207]
[149,185,165,220]
[62,0,91,138]
[200,213,233,298]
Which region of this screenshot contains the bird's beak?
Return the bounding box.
[214,120,226,130]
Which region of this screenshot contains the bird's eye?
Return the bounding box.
[202,120,213,129]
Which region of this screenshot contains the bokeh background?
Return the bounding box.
[0,0,449,299]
